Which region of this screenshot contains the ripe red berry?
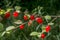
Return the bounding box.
[4,12,10,19]
[19,24,24,30]
[23,15,28,20]
[41,33,45,39]
[13,11,19,18]
[46,25,51,32]
[30,15,35,20]
[36,17,43,24]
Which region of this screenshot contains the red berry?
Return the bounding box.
[41,33,45,39]
[30,15,35,20]
[13,11,19,18]
[36,17,43,24]
[23,15,28,20]
[4,12,10,19]
[46,25,51,32]
[19,24,24,30]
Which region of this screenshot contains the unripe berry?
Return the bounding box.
[46,25,51,32]
[13,11,19,18]
[19,24,24,30]
[36,17,43,24]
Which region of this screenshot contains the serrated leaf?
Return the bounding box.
[0,23,3,31]
[30,32,40,36]
[6,26,15,31]
[14,20,23,24]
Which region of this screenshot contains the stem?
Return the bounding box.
[36,24,40,31]
[4,15,60,32]
[51,16,60,17]
[22,32,29,40]
[50,17,57,23]
[56,35,59,40]
[42,39,44,40]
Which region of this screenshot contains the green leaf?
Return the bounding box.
[42,25,46,30]
[6,26,15,31]
[6,8,13,12]
[1,31,6,37]
[30,32,40,36]
[37,34,41,38]
[15,6,21,10]
[0,10,5,15]
[45,15,51,20]
[0,23,3,31]
[14,20,23,24]
[48,22,54,25]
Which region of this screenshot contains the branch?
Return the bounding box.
[5,15,60,32]
[51,16,60,17]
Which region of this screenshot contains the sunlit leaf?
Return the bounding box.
[42,25,46,30]
[15,6,21,10]
[0,10,5,15]
[48,22,54,25]
[7,8,13,12]
[14,20,23,24]
[6,26,15,31]
[1,31,6,37]
[45,15,51,20]
[30,32,40,36]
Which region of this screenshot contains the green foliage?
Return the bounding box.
[0,0,60,40]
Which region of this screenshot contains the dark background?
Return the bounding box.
[0,0,60,14]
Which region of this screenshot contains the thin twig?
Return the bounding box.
[50,17,57,22]
[22,32,29,40]
[51,16,60,17]
[10,0,16,7]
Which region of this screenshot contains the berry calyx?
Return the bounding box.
[41,33,45,39]
[13,11,19,18]
[19,24,24,30]
[23,15,28,20]
[4,12,10,19]
[46,25,51,32]
[30,15,35,20]
[36,17,43,24]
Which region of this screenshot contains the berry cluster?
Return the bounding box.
[4,11,19,19]
[4,11,51,39]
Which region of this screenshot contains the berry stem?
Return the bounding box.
[42,38,44,40]
[21,32,29,40]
